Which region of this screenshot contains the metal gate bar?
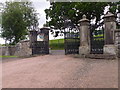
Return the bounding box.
[31,41,49,55]
[64,28,80,55]
[90,30,104,54]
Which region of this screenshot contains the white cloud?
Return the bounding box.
[32,1,50,27]
[0,38,5,44]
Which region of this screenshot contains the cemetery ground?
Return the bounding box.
[2,50,118,88]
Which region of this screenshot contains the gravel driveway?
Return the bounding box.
[2,50,118,88]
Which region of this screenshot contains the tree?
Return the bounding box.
[45,2,120,35]
[0,3,4,27]
[1,2,39,45]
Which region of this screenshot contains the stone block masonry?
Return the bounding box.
[114,30,120,58]
[103,12,117,56]
[78,14,90,56]
[78,12,119,59]
[14,40,32,57]
[0,40,32,57]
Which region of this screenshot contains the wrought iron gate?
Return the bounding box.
[90,29,104,54]
[29,28,50,55]
[64,28,80,54]
[31,41,49,55]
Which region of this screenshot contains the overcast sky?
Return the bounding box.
[32,0,50,27]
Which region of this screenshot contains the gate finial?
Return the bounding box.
[78,14,89,22]
[82,14,86,19]
[103,11,115,18]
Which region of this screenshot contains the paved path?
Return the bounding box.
[2,50,118,88]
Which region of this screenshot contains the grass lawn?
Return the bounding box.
[49,39,64,50]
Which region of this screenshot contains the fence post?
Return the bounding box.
[78,14,90,56]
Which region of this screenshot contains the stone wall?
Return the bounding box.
[0,46,16,56]
[8,46,16,55]
[14,40,32,57]
[0,40,32,57]
[0,46,8,56]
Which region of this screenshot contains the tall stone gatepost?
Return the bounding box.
[29,30,37,47]
[103,12,117,55]
[39,27,50,54]
[78,14,90,55]
[114,30,120,58]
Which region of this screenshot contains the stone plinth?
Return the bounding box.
[104,45,117,55]
[79,45,90,55]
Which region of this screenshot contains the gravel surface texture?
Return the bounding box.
[2,50,118,88]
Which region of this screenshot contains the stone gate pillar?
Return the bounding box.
[78,15,90,55]
[103,12,117,55]
[29,30,37,47]
[114,30,120,58]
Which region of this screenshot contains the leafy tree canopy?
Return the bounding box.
[45,2,120,31]
[1,2,39,45]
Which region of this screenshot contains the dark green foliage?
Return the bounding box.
[45,2,120,30]
[1,2,39,45]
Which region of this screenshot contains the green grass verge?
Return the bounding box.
[93,34,103,37]
[0,56,18,58]
[49,39,64,50]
